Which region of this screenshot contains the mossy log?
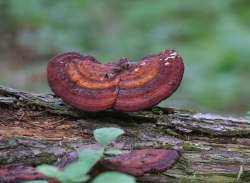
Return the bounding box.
[0,85,250,183]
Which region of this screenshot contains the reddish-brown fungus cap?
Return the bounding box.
[47,52,119,112]
[0,165,59,183]
[114,50,184,111]
[47,49,184,112]
[101,149,180,176]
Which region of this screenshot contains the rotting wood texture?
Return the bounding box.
[1,85,250,183]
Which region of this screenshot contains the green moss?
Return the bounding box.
[176,156,193,175]
[239,171,250,182]
[182,142,203,152]
[38,153,58,164]
[160,143,175,149]
[151,106,163,115]
[160,128,180,137]
[176,175,236,183]
[183,143,199,151]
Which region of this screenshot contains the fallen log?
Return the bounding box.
[0,85,250,183]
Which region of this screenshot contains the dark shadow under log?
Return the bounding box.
[0,85,250,183]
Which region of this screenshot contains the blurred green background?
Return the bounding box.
[0,0,249,114]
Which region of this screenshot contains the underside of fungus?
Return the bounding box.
[47,49,184,112]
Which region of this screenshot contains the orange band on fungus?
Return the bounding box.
[47,49,184,112]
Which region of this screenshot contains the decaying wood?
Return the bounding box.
[0,85,250,183]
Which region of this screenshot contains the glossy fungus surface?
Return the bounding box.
[47,49,184,112]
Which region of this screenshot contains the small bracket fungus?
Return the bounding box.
[0,165,58,183]
[102,149,180,176]
[47,49,184,112]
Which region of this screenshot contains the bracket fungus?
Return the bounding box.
[102,149,180,176]
[0,165,58,183]
[56,149,180,177]
[47,49,184,112]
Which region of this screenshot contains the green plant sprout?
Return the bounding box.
[94,127,124,156]
[24,127,136,183]
[246,111,250,120]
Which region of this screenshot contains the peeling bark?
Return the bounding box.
[0,85,250,183]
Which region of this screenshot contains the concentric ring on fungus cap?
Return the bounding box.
[47,49,184,112]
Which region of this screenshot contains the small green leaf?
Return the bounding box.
[151,107,163,114]
[94,128,124,145]
[63,148,104,181]
[65,172,89,183]
[104,148,124,155]
[246,111,250,120]
[92,172,136,183]
[36,165,65,182]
